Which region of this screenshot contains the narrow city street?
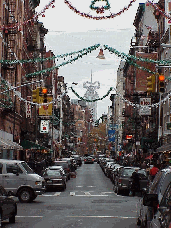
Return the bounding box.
[3,163,140,228]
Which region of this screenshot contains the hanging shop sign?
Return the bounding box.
[26,96,32,118]
[40,120,49,133]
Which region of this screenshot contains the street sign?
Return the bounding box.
[40,120,49,133]
[108,130,115,142]
[139,98,151,115]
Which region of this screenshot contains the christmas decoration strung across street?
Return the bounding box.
[89,0,110,14]
[64,0,137,20]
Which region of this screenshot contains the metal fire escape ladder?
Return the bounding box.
[1,0,17,109]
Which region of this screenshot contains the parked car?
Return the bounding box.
[114,167,149,195]
[42,168,66,191]
[137,167,171,228]
[150,182,171,228]
[84,156,94,164]
[0,185,17,226]
[110,164,123,183]
[0,159,45,203]
[71,155,82,166]
[52,160,71,180]
[104,162,115,177]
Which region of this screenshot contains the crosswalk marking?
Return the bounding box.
[70,192,76,196]
[66,215,136,219]
[40,191,112,197]
[54,192,61,196]
[84,192,91,195]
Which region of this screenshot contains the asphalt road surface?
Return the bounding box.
[3,162,140,228]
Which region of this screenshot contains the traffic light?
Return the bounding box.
[147,75,155,94]
[32,88,39,103]
[41,87,48,103]
[159,74,165,93]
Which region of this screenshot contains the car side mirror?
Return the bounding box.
[143,194,158,207]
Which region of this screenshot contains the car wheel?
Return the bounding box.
[18,188,33,203]
[9,214,16,223]
[137,218,141,226]
[68,175,70,180]
[116,186,121,195]
[62,184,66,191]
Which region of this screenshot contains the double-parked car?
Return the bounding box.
[41,166,67,191]
[52,160,71,180]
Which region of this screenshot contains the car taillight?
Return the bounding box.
[169,222,171,228]
[92,159,94,161]
[119,178,122,183]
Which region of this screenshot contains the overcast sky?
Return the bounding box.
[36,0,156,118]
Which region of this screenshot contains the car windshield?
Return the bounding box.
[122,168,135,176]
[46,170,61,177]
[21,162,34,174]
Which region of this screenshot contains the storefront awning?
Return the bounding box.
[0,138,23,150]
[156,143,171,153]
[20,140,49,151]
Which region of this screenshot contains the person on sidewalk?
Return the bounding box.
[149,163,159,181]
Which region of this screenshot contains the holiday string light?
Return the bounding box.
[0,80,43,95]
[70,86,113,102]
[0,44,100,65]
[64,0,136,20]
[1,78,171,110]
[0,0,55,31]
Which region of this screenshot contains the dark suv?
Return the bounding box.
[137,167,171,228]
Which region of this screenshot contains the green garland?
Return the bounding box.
[70,86,113,102]
[103,45,171,65]
[25,44,100,78]
[0,44,100,65]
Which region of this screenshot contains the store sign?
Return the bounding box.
[26,96,31,118]
[139,98,151,116]
[40,120,49,133]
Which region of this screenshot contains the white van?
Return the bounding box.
[0,159,45,203]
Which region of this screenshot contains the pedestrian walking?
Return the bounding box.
[130,169,140,196]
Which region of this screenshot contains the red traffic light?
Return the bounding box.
[42,88,48,94]
[159,75,165,81]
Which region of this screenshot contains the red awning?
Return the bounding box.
[145,155,153,160]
